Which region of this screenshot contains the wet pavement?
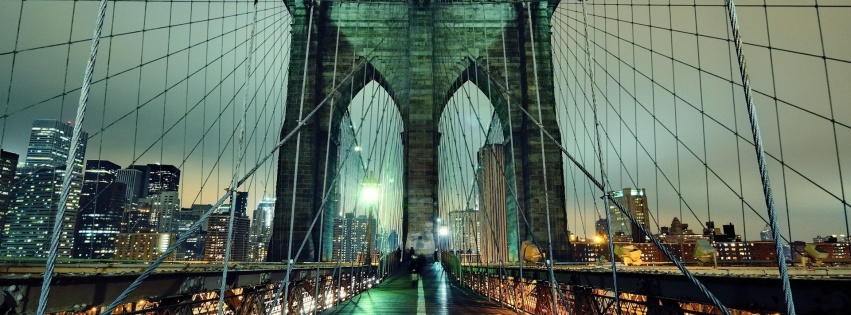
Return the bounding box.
[324,263,515,315]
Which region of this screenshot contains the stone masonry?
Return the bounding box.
[269,0,570,262]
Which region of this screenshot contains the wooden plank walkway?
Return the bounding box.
[324,262,515,315]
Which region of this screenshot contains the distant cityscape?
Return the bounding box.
[0,119,845,264]
[0,119,379,262]
[449,143,850,265]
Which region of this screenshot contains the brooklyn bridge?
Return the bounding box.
[0,0,848,314]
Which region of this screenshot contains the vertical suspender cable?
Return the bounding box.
[525,3,560,314]
[37,1,108,315]
[315,22,341,315]
[722,1,796,314]
[218,3,259,315]
[101,52,370,315]
[503,83,735,315]
[812,0,849,243]
[0,2,25,149]
[579,1,622,313]
[281,1,317,312]
[501,27,526,313]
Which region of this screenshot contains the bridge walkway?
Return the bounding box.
[324,262,514,315]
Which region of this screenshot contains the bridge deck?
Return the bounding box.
[325,263,513,315]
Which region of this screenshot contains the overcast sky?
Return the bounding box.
[1,0,849,242]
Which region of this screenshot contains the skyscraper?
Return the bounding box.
[249,197,275,261]
[332,213,369,262]
[126,165,151,198]
[115,168,144,203]
[203,192,250,262]
[172,206,206,260]
[146,164,180,195]
[476,144,508,263]
[122,197,155,233]
[2,120,87,258]
[231,191,248,217]
[73,160,126,259]
[0,150,19,243]
[760,225,773,241]
[23,120,86,168]
[152,191,181,233]
[449,209,478,254]
[608,188,651,243]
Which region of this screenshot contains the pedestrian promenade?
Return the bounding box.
[324,262,515,315]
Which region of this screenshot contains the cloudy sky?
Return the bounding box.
[1,0,849,242]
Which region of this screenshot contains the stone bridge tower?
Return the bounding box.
[269,0,569,262]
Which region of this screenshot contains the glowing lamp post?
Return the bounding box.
[438,226,449,261]
[362,172,380,265]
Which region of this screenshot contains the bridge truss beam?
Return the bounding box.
[457,265,850,315]
[0,264,378,315]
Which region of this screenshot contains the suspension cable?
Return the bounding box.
[525,3,560,313]
[217,3,258,314]
[723,1,796,313]
[37,1,108,314]
[579,0,623,313]
[482,63,734,315]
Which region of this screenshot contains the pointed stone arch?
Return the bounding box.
[272,1,571,263]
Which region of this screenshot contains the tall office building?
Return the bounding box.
[126,164,180,197]
[2,120,87,258]
[23,120,86,168]
[122,198,155,233]
[249,197,275,261]
[231,191,248,217]
[171,206,206,260]
[760,225,773,241]
[595,218,608,236]
[332,213,369,262]
[115,168,144,203]
[203,192,250,262]
[449,209,478,253]
[607,188,651,243]
[0,150,18,243]
[147,164,180,195]
[152,191,181,233]
[126,165,151,198]
[73,160,126,259]
[164,203,213,260]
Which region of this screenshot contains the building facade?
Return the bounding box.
[2,120,87,258]
[0,150,18,243]
[172,206,206,260]
[126,165,151,198]
[147,164,180,196]
[203,193,250,262]
[122,198,156,233]
[115,168,144,203]
[332,213,369,262]
[449,209,478,254]
[608,188,651,243]
[73,160,126,258]
[152,191,181,233]
[249,197,275,261]
[114,233,175,260]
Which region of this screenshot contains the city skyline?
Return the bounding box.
[0,2,848,246]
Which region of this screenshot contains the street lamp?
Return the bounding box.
[362,171,380,265]
[434,227,449,262]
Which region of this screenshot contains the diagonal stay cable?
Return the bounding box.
[98,50,375,315]
[483,62,733,315]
